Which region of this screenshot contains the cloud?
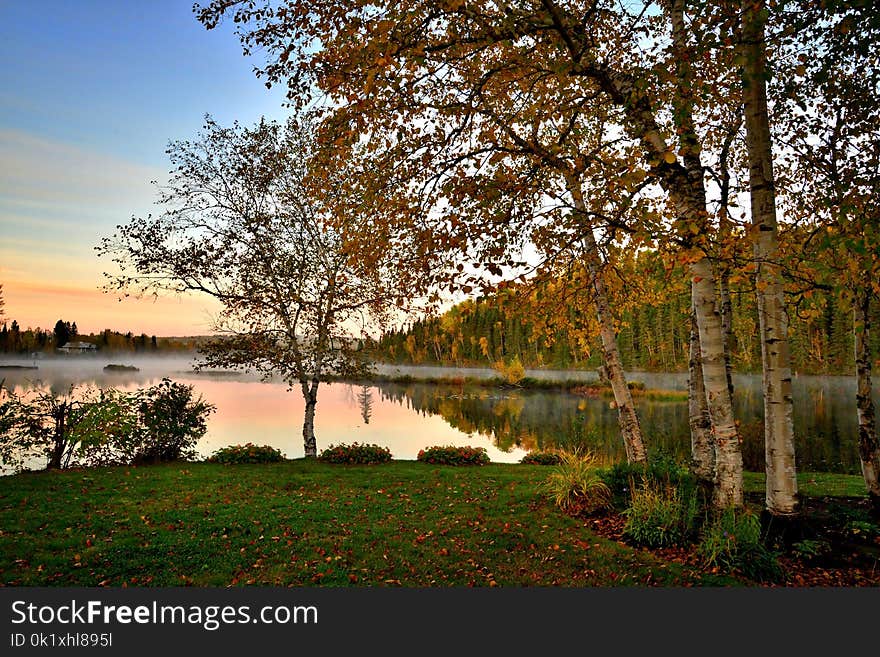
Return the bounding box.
[0,129,166,216]
[0,130,219,335]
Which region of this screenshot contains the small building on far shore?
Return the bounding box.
[57,341,97,354]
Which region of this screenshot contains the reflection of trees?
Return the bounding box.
[356,385,373,424]
[734,380,861,474]
[376,383,638,460]
[376,380,865,473]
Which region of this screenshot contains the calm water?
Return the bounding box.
[1,355,875,473]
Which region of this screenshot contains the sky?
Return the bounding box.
[0,0,291,336]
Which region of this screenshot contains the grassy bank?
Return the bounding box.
[743,471,868,498]
[0,460,741,587]
[3,461,874,587]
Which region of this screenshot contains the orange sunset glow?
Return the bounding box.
[1,279,221,337]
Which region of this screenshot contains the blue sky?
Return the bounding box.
[0,0,289,335]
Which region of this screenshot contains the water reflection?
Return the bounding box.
[376,382,691,465]
[0,356,873,473]
[356,385,373,424]
[375,375,869,474]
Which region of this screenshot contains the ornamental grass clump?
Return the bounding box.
[208,443,285,464]
[417,445,490,466]
[602,450,699,510]
[541,450,611,517]
[622,479,700,548]
[318,443,392,464]
[697,508,781,582]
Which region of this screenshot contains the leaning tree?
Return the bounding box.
[195,0,748,508]
[99,115,405,457]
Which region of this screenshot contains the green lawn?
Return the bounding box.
[0,460,740,587]
[1,461,868,587]
[743,471,868,498]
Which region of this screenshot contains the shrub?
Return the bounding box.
[602,450,699,510]
[209,443,285,464]
[132,378,215,464]
[318,442,392,464]
[541,450,612,516]
[622,480,700,547]
[0,379,215,470]
[417,445,490,466]
[846,520,880,540]
[791,538,831,562]
[0,384,141,470]
[493,355,526,385]
[520,451,562,466]
[697,508,781,582]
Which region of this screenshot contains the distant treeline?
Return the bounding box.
[0,318,202,355]
[372,266,878,376]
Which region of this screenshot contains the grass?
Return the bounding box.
[0,460,738,587]
[743,471,868,498]
[1,461,869,587]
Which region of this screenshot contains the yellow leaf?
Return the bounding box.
[663,151,676,164]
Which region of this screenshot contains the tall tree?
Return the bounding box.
[774,1,880,512]
[99,116,401,457]
[196,0,745,506]
[53,320,71,349]
[740,0,798,516]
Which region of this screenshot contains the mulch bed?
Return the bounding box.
[584,497,880,587]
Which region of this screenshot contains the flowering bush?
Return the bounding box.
[417,445,490,466]
[318,443,392,464]
[520,451,562,466]
[208,443,285,464]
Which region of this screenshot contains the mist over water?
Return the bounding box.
[1,354,873,474]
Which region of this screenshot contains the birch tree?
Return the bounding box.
[738,0,799,515]
[774,1,880,512]
[99,116,400,457]
[195,0,746,506]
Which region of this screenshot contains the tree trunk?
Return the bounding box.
[741,0,798,516]
[301,379,319,458]
[854,288,880,514]
[692,257,744,509]
[568,176,647,464]
[719,270,735,399]
[48,402,66,470]
[717,117,740,401]
[667,0,742,508]
[599,3,743,508]
[689,302,714,484]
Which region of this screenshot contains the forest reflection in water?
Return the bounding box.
[374,374,870,474]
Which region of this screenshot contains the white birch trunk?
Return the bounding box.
[689,302,714,483]
[601,4,743,508]
[301,379,319,458]
[691,257,744,509]
[568,177,647,464]
[742,0,798,515]
[667,0,741,507]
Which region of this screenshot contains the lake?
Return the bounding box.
[1,355,874,474]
